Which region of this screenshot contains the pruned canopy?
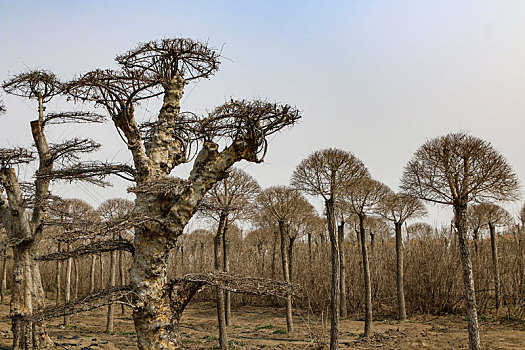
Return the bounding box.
[2,70,61,101]
[400,132,520,205]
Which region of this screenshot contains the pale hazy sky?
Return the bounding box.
[1,1,524,226]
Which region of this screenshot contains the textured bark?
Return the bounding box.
[488,222,501,311]
[1,248,7,303]
[326,199,340,350]
[73,258,78,299]
[214,214,228,350]
[287,237,295,284]
[394,222,406,321]
[271,231,278,279]
[278,220,293,334]
[106,239,117,333]
[455,204,481,350]
[359,214,372,337]
[338,221,347,318]
[63,243,72,325]
[90,254,96,293]
[119,234,126,314]
[99,253,104,290]
[222,218,231,326]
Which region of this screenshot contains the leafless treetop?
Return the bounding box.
[378,192,427,224]
[343,177,391,217]
[400,133,520,205]
[2,70,61,102]
[116,38,221,84]
[291,148,369,201]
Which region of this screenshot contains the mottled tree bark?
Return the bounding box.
[214,213,228,350]
[119,233,126,314]
[394,222,406,321]
[359,214,372,337]
[99,253,104,290]
[89,254,96,293]
[1,248,7,303]
[222,218,231,326]
[63,243,72,325]
[488,222,501,311]
[106,237,117,332]
[56,243,62,306]
[338,221,347,318]
[326,199,340,350]
[455,204,481,350]
[278,220,293,334]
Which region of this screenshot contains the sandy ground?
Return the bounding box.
[1,298,524,349]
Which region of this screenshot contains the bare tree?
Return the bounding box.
[66,38,300,349]
[97,198,134,331]
[343,177,391,336]
[257,186,313,334]
[378,192,426,321]
[200,168,260,349]
[400,132,520,350]
[469,203,511,311]
[1,70,107,349]
[291,148,368,350]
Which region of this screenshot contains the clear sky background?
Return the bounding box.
[1,0,524,228]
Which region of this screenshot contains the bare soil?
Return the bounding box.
[1,299,524,349]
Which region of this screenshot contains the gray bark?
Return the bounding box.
[488,222,501,311]
[279,220,293,334]
[359,214,372,337]
[338,221,347,318]
[222,218,231,326]
[63,243,72,325]
[106,240,117,332]
[214,213,228,350]
[326,199,340,350]
[454,203,481,350]
[1,248,7,303]
[90,253,96,293]
[395,222,406,321]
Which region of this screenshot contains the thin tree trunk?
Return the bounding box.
[0,248,6,303]
[455,204,481,350]
[271,231,278,280]
[338,221,347,318]
[488,222,501,311]
[279,220,293,334]
[222,218,231,326]
[359,214,372,337]
[214,213,228,350]
[73,258,78,299]
[308,232,313,265]
[106,238,117,333]
[326,199,340,350]
[287,237,295,284]
[90,254,96,293]
[395,222,406,321]
[56,243,62,306]
[63,243,72,325]
[119,233,126,314]
[99,252,104,290]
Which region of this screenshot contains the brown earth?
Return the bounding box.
[0,298,524,349]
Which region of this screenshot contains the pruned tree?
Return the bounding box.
[291,148,368,350]
[378,192,426,321]
[343,177,391,337]
[66,38,300,349]
[199,168,260,349]
[469,203,511,311]
[257,186,313,334]
[97,198,134,331]
[0,70,110,350]
[400,132,520,350]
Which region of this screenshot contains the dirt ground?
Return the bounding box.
[1,298,524,349]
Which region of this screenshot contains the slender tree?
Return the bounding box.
[343,177,391,336]
[291,148,368,350]
[378,192,426,320]
[469,203,511,311]
[257,186,314,334]
[1,71,106,349]
[67,38,300,349]
[400,132,520,350]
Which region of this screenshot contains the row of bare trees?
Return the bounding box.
[1,36,522,350]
